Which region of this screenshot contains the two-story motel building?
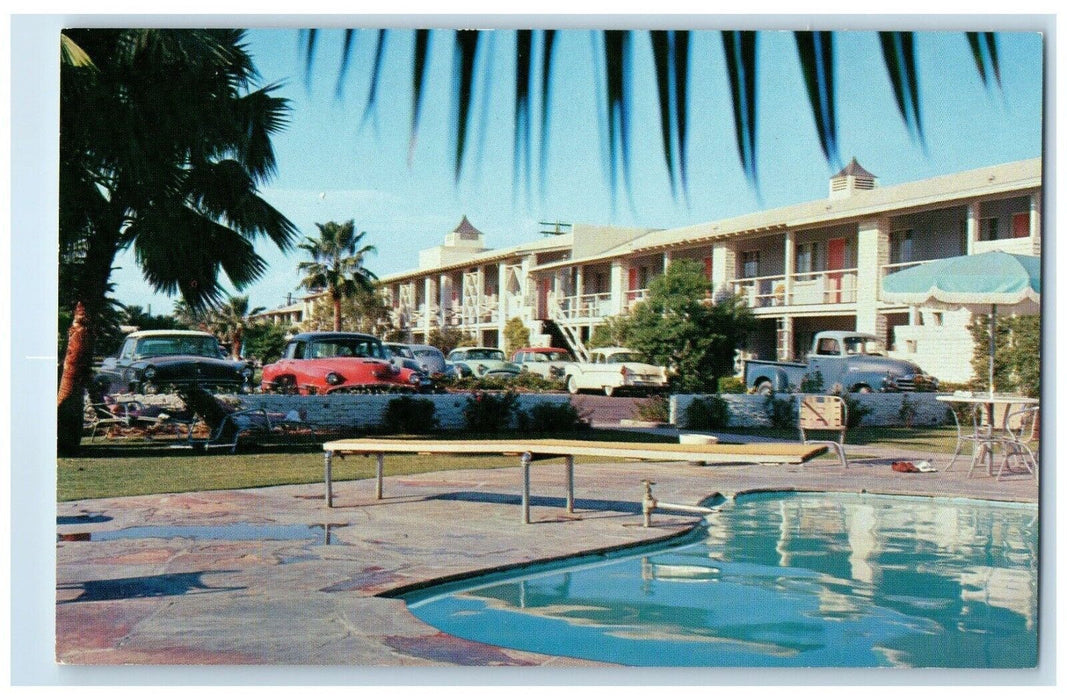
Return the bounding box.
[268,158,1041,384]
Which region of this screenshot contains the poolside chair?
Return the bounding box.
[798,395,849,469]
[996,405,1039,480]
[180,387,317,453]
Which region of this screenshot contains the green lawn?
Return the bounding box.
[57,429,677,502]
[57,427,962,502]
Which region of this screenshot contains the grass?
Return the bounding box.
[58,429,677,502]
[58,426,966,502]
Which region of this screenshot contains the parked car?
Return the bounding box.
[511,347,575,379]
[744,330,940,395]
[386,343,453,378]
[94,330,254,395]
[261,332,423,394]
[446,347,521,378]
[563,347,669,397]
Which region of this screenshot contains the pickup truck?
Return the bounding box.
[744,331,939,395]
[563,347,669,397]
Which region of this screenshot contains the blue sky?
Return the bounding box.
[109,27,1045,315]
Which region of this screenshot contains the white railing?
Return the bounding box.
[730,274,786,308]
[731,269,858,308]
[624,288,649,311]
[556,292,613,321]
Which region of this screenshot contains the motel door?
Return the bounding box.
[537,278,550,320]
[827,238,845,303]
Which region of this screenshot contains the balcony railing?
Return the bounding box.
[731,268,858,308]
[624,288,649,311]
[555,292,614,320]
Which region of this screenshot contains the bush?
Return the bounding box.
[634,394,670,423]
[463,390,519,432]
[763,393,796,429]
[684,395,731,429]
[897,394,917,428]
[441,373,565,393]
[382,396,437,434]
[832,389,872,429]
[517,401,588,432]
[799,370,824,393]
[717,376,747,394]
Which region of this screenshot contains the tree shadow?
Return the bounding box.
[58,570,244,603]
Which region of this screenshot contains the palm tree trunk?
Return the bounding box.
[56,302,94,455]
[333,295,342,332]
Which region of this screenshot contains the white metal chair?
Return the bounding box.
[798,395,848,469]
[996,405,1039,480]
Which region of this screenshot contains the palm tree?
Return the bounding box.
[209,295,266,359]
[57,29,297,453]
[296,220,378,332]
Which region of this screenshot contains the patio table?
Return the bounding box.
[936,393,1039,479]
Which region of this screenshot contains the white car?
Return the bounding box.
[563,347,669,397]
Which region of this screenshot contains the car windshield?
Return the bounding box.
[309,338,386,359]
[466,349,505,361]
[607,352,644,363]
[134,336,222,359]
[844,337,885,356]
[532,351,573,362]
[413,349,441,359]
[388,345,415,359]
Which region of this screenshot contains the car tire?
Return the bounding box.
[756,380,774,396]
[603,385,615,397]
[567,376,580,395]
[854,385,872,394]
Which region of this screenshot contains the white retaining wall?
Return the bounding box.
[670,393,949,428]
[114,392,572,430]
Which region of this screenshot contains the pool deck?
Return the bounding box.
[56,447,1039,667]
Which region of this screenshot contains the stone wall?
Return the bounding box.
[670,392,949,429]
[115,392,573,431]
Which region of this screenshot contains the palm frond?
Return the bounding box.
[967,32,1001,88]
[359,30,388,132]
[514,29,533,206]
[650,31,675,198]
[335,29,356,98]
[538,29,557,199]
[722,31,759,187]
[453,30,482,179]
[60,33,96,68]
[650,30,690,200]
[602,30,634,203]
[673,31,690,201]
[795,31,841,170]
[409,29,432,164]
[301,28,318,87]
[879,31,923,144]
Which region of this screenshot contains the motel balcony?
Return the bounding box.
[730,268,859,309]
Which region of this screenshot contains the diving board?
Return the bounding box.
[321,438,828,523]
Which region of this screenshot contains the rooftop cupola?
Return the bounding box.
[444,215,486,248]
[829,157,878,199]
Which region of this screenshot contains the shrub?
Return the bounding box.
[897,394,916,428]
[716,376,747,394]
[463,390,519,432]
[382,396,437,434]
[799,370,824,393]
[440,373,565,393]
[517,401,588,432]
[763,393,796,429]
[832,389,872,429]
[684,395,730,429]
[631,394,669,423]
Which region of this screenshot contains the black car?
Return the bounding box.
[94,330,254,395]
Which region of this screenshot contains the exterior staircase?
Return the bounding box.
[546,315,590,363]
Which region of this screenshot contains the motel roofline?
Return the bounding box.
[532,157,1041,273]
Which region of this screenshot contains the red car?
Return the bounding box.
[261,332,423,394]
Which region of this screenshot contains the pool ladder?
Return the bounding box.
[642,480,715,527]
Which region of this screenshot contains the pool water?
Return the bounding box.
[403,492,1038,667]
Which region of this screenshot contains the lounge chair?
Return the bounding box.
[797,395,849,469]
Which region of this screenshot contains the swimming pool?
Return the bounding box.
[402,492,1037,667]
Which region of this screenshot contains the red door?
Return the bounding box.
[827,238,845,303]
[537,279,550,320]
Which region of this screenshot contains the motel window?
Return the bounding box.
[741,251,760,278]
[979,217,1000,241]
[795,242,817,274]
[890,230,913,265]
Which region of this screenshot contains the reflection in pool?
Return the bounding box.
[403,492,1037,667]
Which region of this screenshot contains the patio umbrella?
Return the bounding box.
[881,251,1040,393]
